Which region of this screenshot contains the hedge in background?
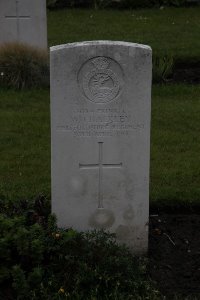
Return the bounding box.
[47,0,195,9]
[0,43,49,90]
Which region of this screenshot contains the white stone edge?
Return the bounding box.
[50,40,151,52]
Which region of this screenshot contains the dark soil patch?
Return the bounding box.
[149,213,200,298]
[173,66,200,84]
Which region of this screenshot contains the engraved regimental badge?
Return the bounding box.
[78,56,124,104]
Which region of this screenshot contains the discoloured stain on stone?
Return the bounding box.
[70,176,87,196]
[123,205,134,221]
[116,225,132,239]
[89,208,115,229]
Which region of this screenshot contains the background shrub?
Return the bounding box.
[46,0,192,9]
[0,43,49,90]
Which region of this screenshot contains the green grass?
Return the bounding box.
[0,89,50,201]
[48,7,200,60]
[151,85,200,206]
[0,85,200,205]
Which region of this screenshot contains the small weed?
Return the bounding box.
[153,54,174,83]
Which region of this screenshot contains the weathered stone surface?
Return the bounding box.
[51,41,152,253]
[0,0,47,49]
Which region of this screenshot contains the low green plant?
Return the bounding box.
[153,54,174,83]
[0,197,160,300]
[0,43,49,90]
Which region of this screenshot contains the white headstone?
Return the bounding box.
[51,41,152,253]
[0,0,47,49]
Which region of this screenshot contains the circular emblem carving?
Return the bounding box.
[78,56,124,104]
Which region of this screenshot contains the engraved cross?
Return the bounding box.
[5,0,30,40]
[79,142,122,209]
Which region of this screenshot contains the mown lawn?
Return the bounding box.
[48,7,200,60]
[0,89,50,201]
[0,85,199,204]
[151,85,200,207]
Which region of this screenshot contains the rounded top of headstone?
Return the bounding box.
[50,40,152,53]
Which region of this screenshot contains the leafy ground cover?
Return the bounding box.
[0,85,199,205]
[47,7,200,60]
[0,197,199,299]
[0,197,160,300]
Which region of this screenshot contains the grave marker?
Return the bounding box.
[0,0,47,49]
[50,41,152,253]
[5,0,30,40]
